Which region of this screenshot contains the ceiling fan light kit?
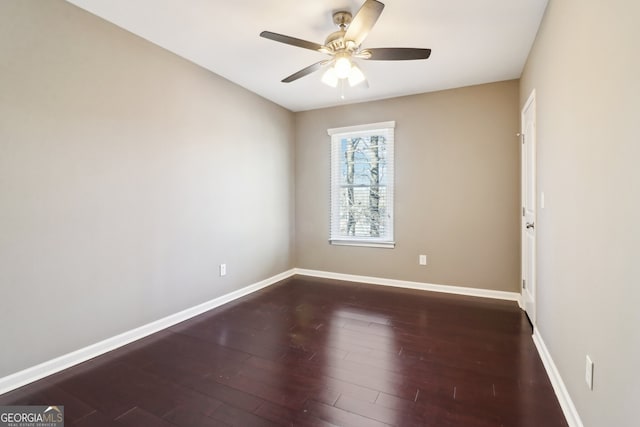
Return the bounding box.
[347,64,366,87]
[321,61,366,89]
[321,67,339,87]
[260,0,431,91]
[333,53,352,79]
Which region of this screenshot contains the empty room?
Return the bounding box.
[0,0,637,426]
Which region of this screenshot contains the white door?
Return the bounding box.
[521,90,537,325]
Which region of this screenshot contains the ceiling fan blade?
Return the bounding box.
[260,31,327,53]
[344,0,385,47]
[282,60,331,83]
[358,48,432,60]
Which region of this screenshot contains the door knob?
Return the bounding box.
[526,222,535,229]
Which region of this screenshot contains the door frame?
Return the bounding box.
[521,89,537,326]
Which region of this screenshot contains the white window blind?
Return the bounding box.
[328,121,395,248]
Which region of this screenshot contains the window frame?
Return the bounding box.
[327,121,396,249]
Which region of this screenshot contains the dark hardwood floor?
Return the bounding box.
[0,276,568,426]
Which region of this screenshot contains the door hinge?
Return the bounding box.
[522,279,526,289]
[521,133,525,144]
[522,207,525,216]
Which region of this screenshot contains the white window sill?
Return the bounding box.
[329,240,396,249]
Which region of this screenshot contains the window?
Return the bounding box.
[328,121,395,248]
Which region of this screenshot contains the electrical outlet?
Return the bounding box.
[219,264,227,277]
[585,355,594,390]
[419,255,427,266]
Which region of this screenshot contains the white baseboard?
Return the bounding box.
[0,269,296,395]
[533,329,584,427]
[294,268,522,303]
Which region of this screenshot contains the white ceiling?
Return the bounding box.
[66,0,548,112]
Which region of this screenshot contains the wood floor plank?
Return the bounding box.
[209,403,279,427]
[334,394,404,425]
[114,407,178,427]
[305,399,391,427]
[162,401,229,427]
[254,401,341,427]
[73,410,120,427]
[184,377,267,413]
[0,380,94,423]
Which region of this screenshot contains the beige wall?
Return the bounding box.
[0,1,295,377]
[520,0,640,425]
[295,81,521,292]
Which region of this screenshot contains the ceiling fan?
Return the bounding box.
[260,0,431,88]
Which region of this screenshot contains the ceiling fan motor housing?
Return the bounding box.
[326,12,355,53]
[325,30,347,52]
